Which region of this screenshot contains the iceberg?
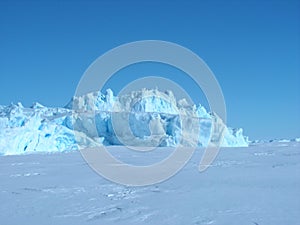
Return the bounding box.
[0,89,248,155]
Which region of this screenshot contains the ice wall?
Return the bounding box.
[0,89,248,155]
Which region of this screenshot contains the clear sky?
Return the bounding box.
[0,0,299,140]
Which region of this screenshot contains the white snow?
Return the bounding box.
[0,142,299,225]
[0,89,249,155]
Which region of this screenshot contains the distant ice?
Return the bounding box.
[0,89,249,155]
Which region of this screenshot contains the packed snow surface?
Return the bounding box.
[0,89,248,155]
[1,142,299,225]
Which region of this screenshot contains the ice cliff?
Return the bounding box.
[0,89,248,155]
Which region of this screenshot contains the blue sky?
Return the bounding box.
[0,0,299,140]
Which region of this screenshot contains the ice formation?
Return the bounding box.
[0,89,249,155]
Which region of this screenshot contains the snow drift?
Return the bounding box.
[0,89,248,155]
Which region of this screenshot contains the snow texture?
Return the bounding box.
[1,142,299,225]
[0,89,248,155]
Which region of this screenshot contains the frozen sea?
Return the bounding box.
[1,142,299,225]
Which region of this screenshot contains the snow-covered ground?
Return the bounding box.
[1,141,299,225]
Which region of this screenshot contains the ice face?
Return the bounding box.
[0,89,249,155]
[0,102,102,155]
